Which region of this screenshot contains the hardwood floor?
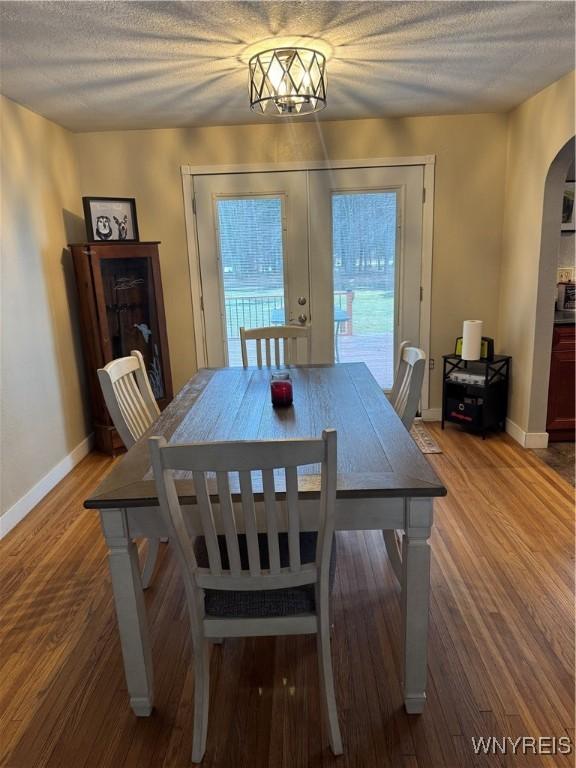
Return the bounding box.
[0,424,574,767]
[533,442,575,487]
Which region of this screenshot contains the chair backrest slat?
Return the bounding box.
[388,342,426,430]
[123,379,147,436]
[256,340,262,368]
[117,375,148,437]
[394,367,411,418]
[239,470,261,576]
[114,376,141,426]
[192,470,222,575]
[216,471,242,577]
[149,431,337,593]
[285,466,301,572]
[114,377,136,432]
[262,468,281,574]
[264,338,271,367]
[98,350,160,448]
[239,325,311,368]
[131,374,155,425]
[388,340,410,407]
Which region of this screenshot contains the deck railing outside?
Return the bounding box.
[224,290,355,339]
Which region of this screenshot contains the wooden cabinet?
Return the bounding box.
[70,241,173,454]
[546,324,575,442]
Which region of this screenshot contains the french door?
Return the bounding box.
[194,172,309,368]
[308,166,423,388]
[193,165,424,389]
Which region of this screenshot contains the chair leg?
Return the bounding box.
[383,530,403,584]
[191,641,210,763]
[141,538,160,590]
[317,608,343,755]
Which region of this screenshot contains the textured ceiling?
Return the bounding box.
[0,1,574,132]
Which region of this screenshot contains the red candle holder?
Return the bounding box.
[271,373,293,407]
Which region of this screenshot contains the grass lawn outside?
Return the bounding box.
[347,291,394,335]
[224,288,394,337]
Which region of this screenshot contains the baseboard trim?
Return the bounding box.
[0,433,94,539]
[421,408,442,422]
[505,419,549,449]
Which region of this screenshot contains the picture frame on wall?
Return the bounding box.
[561,181,575,231]
[82,197,140,242]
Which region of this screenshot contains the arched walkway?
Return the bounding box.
[528,137,575,436]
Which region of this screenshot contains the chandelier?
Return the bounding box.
[249,47,327,116]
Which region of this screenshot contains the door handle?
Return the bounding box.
[298,313,308,324]
[297,296,307,306]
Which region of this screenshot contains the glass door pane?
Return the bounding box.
[99,256,166,398]
[332,192,397,388]
[216,197,286,366]
[194,171,309,368]
[308,165,423,388]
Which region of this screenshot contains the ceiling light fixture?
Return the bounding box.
[249,47,326,116]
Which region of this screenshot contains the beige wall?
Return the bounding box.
[0,95,90,518]
[74,112,509,405]
[497,70,575,433]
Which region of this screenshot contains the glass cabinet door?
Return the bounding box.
[98,256,166,400]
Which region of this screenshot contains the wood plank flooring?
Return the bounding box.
[0,424,573,767]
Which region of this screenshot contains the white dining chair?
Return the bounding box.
[388,343,426,430]
[390,340,411,401]
[149,429,342,762]
[97,350,164,589]
[385,342,427,581]
[240,325,311,367]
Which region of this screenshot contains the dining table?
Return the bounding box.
[84,363,446,718]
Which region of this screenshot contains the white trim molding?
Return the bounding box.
[421,408,442,422]
[505,418,549,449]
[181,155,435,178]
[182,172,208,370]
[0,433,94,539]
[419,162,435,411]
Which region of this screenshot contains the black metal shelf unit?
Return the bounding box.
[441,354,511,438]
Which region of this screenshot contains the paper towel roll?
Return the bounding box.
[461,320,483,360]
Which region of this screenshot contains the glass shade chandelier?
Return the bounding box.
[249,47,327,116]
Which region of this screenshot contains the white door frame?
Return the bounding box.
[181,155,435,409]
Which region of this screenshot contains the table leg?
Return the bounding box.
[401,498,433,714]
[100,508,154,716]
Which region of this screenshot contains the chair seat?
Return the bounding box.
[194,532,337,618]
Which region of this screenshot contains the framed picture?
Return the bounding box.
[561,182,575,231]
[82,197,139,242]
